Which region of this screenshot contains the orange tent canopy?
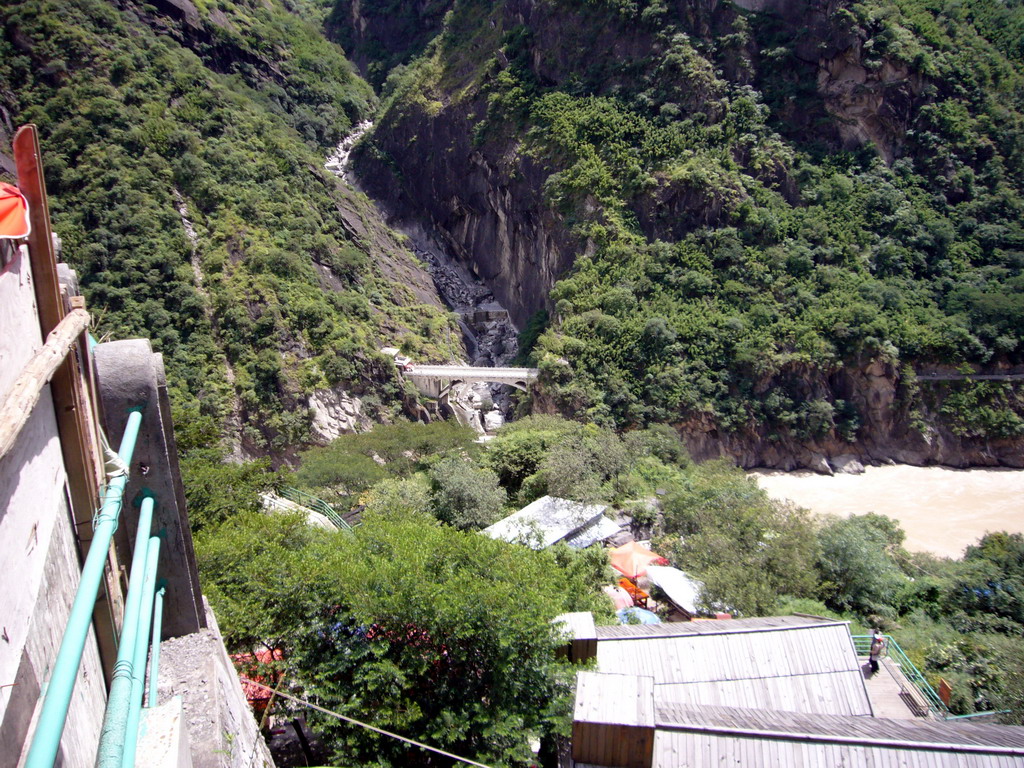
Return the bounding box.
[0,182,30,239]
[609,541,667,580]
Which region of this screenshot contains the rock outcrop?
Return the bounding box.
[344,0,1023,470]
[355,98,578,328]
[308,388,369,443]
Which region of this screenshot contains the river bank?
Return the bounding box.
[752,466,1024,559]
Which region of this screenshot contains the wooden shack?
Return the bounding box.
[572,672,654,768]
[554,611,597,663]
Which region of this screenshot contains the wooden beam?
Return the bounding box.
[0,308,89,459]
[14,125,118,682]
[13,125,61,335]
[14,124,101,515]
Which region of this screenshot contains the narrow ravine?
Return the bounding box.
[174,187,248,460]
[325,126,522,433]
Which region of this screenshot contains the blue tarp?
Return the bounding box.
[616,607,661,625]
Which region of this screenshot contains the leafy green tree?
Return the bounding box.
[181,451,280,532]
[196,510,328,651]
[946,532,1024,626]
[361,477,435,519]
[659,461,819,615]
[428,456,507,530]
[290,512,583,767]
[816,515,909,617]
[485,415,584,494]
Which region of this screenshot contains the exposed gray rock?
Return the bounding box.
[155,600,273,768]
[308,388,367,443]
[809,453,833,475]
[831,454,866,474]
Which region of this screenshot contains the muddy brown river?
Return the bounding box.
[752,466,1024,559]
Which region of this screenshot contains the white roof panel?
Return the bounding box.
[481,495,607,549]
[595,622,870,717]
[645,565,702,614]
[565,515,621,549]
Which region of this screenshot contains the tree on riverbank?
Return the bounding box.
[194,417,1024,747]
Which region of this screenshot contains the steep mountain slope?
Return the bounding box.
[0,0,453,457]
[348,0,1024,468]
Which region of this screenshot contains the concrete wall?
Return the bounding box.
[0,247,107,767]
[155,601,274,768]
[93,340,206,640]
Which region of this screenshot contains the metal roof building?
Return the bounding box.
[481,495,615,549]
[569,615,1024,767]
[649,704,1024,768]
[595,616,872,717]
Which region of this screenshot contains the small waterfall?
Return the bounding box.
[325,121,373,182]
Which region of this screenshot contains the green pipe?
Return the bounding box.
[148,587,165,709]
[945,709,1012,720]
[121,536,161,768]
[95,506,156,768]
[24,410,143,768]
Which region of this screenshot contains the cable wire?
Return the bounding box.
[239,677,495,768]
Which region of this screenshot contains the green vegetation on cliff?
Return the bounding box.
[356,0,1024,457]
[0,0,452,453]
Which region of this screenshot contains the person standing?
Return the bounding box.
[869,630,886,675]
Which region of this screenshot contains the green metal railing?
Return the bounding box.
[96,496,156,766]
[280,486,354,531]
[853,634,949,717]
[25,409,169,768]
[25,410,143,768]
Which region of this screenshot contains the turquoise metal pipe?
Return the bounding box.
[95,504,157,768]
[148,587,166,708]
[24,410,143,768]
[121,537,161,768]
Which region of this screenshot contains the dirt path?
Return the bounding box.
[751,466,1024,559]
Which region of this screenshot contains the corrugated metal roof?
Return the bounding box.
[594,614,838,639]
[652,705,1024,766]
[656,671,872,717]
[595,622,870,717]
[597,623,860,681]
[565,515,621,549]
[574,671,654,727]
[656,704,1024,748]
[653,730,1024,767]
[481,495,607,549]
[554,612,597,641]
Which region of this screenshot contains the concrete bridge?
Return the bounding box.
[404,364,539,395]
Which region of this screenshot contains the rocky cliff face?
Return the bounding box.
[356,95,577,327]
[346,0,1023,470]
[672,363,1024,471]
[327,0,453,86]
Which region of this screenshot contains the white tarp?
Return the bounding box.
[482,495,608,549]
[645,565,702,615]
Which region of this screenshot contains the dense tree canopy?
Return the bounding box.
[361,0,1024,452]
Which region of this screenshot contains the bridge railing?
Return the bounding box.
[852,634,948,717]
[280,486,354,531]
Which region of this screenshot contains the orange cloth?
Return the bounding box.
[0,182,30,239]
[609,541,666,579]
[618,577,650,608]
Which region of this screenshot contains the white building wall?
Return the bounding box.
[0,248,106,767]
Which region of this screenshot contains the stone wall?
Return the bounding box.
[154,601,274,768]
